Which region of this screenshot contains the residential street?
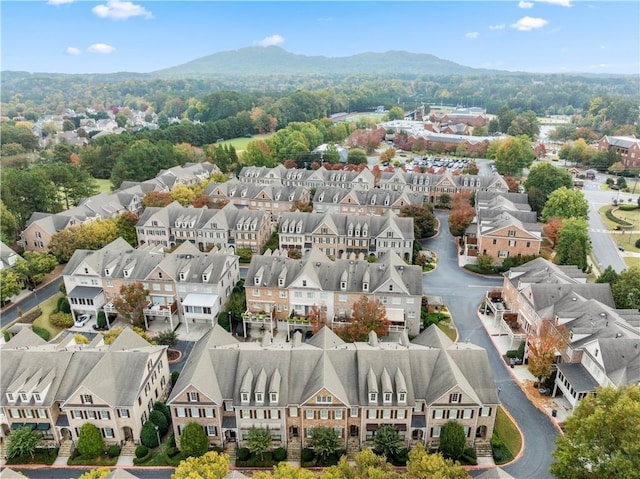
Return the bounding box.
[582,174,635,273]
[423,211,558,479]
[0,277,63,329]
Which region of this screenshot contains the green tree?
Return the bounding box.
[154,401,172,424]
[140,420,161,448]
[6,425,41,459]
[0,201,19,243]
[112,282,149,328]
[149,410,169,435]
[1,168,59,228]
[507,110,540,139]
[253,462,316,479]
[110,139,177,189]
[0,269,23,303]
[180,422,209,458]
[347,148,368,165]
[541,187,589,222]
[14,251,58,288]
[438,421,466,460]
[400,204,437,239]
[115,112,128,128]
[387,106,405,121]
[551,385,640,479]
[372,425,404,460]
[406,443,470,479]
[172,450,229,479]
[321,449,400,479]
[246,427,272,461]
[555,218,591,271]
[524,163,573,214]
[77,468,111,479]
[611,266,640,309]
[154,329,179,348]
[77,423,105,459]
[596,265,620,285]
[489,136,535,177]
[309,426,341,463]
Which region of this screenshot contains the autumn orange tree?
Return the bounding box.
[543,217,564,248]
[338,296,390,342]
[448,191,476,237]
[113,282,149,329]
[142,191,172,208]
[527,321,566,386]
[308,304,330,333]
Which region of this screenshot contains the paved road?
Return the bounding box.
[582,175,634,273]
[0,277,63,329]
[8,467,173,479]
[423,211,558,479]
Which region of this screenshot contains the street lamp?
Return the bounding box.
[154,424,161,448]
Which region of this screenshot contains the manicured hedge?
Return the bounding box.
[32,326,50,341]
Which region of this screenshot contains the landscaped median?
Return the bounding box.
[491,406,523,465]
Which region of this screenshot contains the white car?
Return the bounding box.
[74,314,91,328]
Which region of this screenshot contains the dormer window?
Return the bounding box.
[398,392,406,404]
[254,277,260,285]
[241,392,249,404]
[363,282,369,292]
[340,281,347,290]
[278,278,284,287]
[369,392,377,403]
[270,393,278,403]
[255,392,264,404]
[20,393,28,402]
[104,269,111,277]
[6,393,15,403]
[179,272,186,281]
[33,393,42,403]
[202,274,209,282]
[383,392,392,404]
[124,269,130,278]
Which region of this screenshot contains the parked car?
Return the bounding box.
[74,314,91,328]
[539,387,552,396]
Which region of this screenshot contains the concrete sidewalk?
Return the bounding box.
[478,312,572,426]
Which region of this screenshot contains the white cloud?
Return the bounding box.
[66,46,81,56]
[518,1,534,9]
[256,34,284,47]
[48,0,74,5]
[87,43,116,54]
[92,0,152,20]
[465,32,479,39]
[511,16,548,31]
[536,0,572,7]
[489,24,506,30]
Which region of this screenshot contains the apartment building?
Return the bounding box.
[239,165,376,191]
[312,188,425,216]
[136,202,272,253]
[278,211,414,261]
[1,327,170,446]
[21,162,218,252]
[166,325,499,456]
[465,192,542,265]
[205,180,310,221]
[244,247,423,334]
[62,238,239,332]
[598,135,640,169]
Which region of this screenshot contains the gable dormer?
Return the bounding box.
[367,368,378,403]
[395,368,407,404]
[269,369,281,404]
[255,369,267,404]
[340,270,348,291]
[240,368,253,404]
[362,269,370,292]
[254,266,264,286]
[278,267,287,288]
[123,260,136,278]
[381,368,393,404]
[281,219,289,233]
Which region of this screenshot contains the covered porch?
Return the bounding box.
[182,293,219,333]
[67,286,104,321]
[553,362,598,410]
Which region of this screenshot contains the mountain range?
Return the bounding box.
[153,46,497,77]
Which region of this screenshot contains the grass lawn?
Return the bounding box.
[67,454,118,466]
[596,205,640,268]
[495,406,522,460]
[31,293,65,339]
[216,133,272,153]
[93,178,113,194]
[436,317,457,342]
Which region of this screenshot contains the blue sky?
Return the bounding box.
[1,1,638,75]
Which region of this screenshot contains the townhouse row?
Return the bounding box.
[167,325,499,456]
[0,328,171,446]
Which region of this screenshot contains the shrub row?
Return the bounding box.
[32,325,50,341]
[606,208,633,227]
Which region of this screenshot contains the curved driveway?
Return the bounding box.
[423,211,558,479]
